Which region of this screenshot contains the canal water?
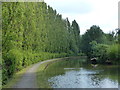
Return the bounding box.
[43,57,119,88]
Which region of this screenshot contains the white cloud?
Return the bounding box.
[44,0,119,34]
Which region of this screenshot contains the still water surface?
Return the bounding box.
[44,57,119,88]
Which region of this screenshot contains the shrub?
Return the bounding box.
[90,41,109,63]
[107,44,120,64]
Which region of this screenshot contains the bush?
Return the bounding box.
[2,49,23,84]
[90,41,109,63]
[90,41,119,64]
[107,44,120,64]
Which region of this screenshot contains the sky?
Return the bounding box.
[44,0,119,34]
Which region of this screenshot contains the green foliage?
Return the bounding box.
[90,41,109,63]
[71,20,81,54]
[107,44,120,64]
[2,2,81,85]
[81,25,105,57]
[104,32,115,45]
[8,49,23,71]
[2,49,23,84]
[116,28,120,44]
[2,2,119,86]
[90,41,119,64]
[81,27,119,64]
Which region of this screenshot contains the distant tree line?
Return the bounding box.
[81,25,120,64]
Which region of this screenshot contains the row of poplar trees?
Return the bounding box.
[2,2,81,84]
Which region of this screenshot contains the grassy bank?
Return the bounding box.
[2,65,32,88]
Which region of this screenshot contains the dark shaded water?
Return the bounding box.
[44,57,119,88]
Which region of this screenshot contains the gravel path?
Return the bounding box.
[13,59,59,88]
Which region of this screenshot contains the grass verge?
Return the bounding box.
[2,65,32,88]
